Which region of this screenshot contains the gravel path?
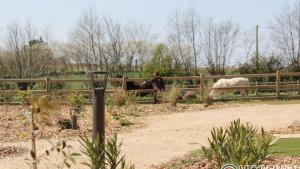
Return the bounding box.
[1,104,300,169]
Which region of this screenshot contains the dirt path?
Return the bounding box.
[1,104,300,169]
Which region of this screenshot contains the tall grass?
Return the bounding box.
[110,91,136,107]
[168,85,181,107]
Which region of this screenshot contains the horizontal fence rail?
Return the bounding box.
[0,71,300,103]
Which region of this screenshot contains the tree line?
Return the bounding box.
[1,2,300,78]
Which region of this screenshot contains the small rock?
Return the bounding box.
[292,120,300,128]
[183,91,197,100]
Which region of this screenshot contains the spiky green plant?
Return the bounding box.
[80,134,104,169]
[80,134,135,169]
[202,119,274,168]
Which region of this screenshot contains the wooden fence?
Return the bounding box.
[1,71,300,103]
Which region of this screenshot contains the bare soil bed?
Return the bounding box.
[0,101,300,169]
[0,103,215,143]
[152,156,300,169]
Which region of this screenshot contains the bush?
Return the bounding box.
[202,88,213,106]
[112,91,127,107]
[168,85,182,107]
[51,82,65,89]
[239,55,284,74]
[57,119,72,130]
[80,134,135,169]
[17,90,33,105]
[111,91,136,107]
[67,92,84,109]
[201,119,274,168]
[119,118,133,126]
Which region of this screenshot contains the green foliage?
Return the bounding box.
[239,55,284,75]
[57,119,72,130]
[80,134,104,169]
[201,119,274,168]
[67,92,85,109]
[51,82,66,90]
[145,43,174,76]
[119,118,133,126]
[17,90,33,105]
[168,85,182,107]
[80,134,135,169]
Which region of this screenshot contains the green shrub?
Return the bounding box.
[119,118,133,126]
[201,119,274,168]
[57,119,72,130]
[17,90,33,104]
[67,92,84,109]
[51,82,65,90]
[80,134,135,169]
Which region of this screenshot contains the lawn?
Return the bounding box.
[271,138,300,156]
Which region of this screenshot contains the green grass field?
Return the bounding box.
[271,138,300,156]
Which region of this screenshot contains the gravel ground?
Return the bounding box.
[0,103,300,169]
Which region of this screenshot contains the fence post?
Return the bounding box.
[200,74,205,101]
[255,81,258,96]
[45,76,50,95]
[276,71,281,98]
[122,76,128,92]
[297,80,300,95]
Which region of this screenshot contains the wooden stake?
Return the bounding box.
[276,71,281,98]
[122,76,128,92]
[200,74,205,101]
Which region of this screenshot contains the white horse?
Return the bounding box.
[210,77,250,99]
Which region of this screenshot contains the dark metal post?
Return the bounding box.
[70,108,78,130]
[88,70,108,166]
[92,88,105,163]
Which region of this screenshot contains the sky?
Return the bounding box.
[0,0,298,43]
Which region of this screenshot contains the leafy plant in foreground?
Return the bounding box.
[24,95,57,169]
[80,134,135,169]
[201,119,274,168]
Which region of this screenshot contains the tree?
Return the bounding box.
[69,8,106,71]
[145,43,173,76]
[168,9,188,71]
[103,17,125,76]
[125,22,154,71]
[183,8,201,75]
[3,20,52,78]
[202,19,239,75]
[167,8,201,74]
[271,1,300,71]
